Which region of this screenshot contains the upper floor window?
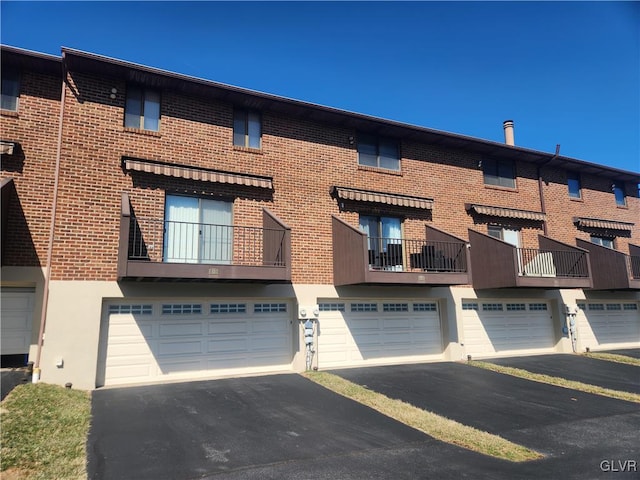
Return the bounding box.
[567,171,581,199]
[613,183,626,207]
[357,134,399,171]
[482,158,516,188]
[591,235,614,249]
[1,68,20,112]
[233,109,261,149]
[125,85,160,131]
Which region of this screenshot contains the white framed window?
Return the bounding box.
[590,235,614,249]
[488,225,521,247]
[233,109,261,148]
[1,68,20,111]
[357,134,399,170]
[163,195,233,264]
[125,85,160,131]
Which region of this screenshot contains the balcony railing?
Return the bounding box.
[576,239,640,290]
[332,217,470,286]
[517,248,590,278]
[118,193,291,281]
[129,217,286,267]
[366,237,467,273]
[469,230,592,289]
[629,255,640,280]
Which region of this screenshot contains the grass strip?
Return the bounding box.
[304,371,542,462]
[581,352,640,367]
[1,383,91,480]
[469,361,640,404]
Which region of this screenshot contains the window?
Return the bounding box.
[1,68,20,111]
[482,158,516,188]
[233,109,261,148]
[360,215,403,269]
[487,225,521,247]
[163,195,233,264]
[124,85,160,131]
[567,171,581,199]
[590,235,614,249]
[613,183,626,207]
[357,134,399,170]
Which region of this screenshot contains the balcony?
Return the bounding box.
[118,193,291,282]
[332,216,470,286]
[576,239,640,290]
[468,230,592,289]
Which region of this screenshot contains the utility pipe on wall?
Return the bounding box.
[33,52,67,383]
[537,144,560,237]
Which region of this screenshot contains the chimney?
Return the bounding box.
[503,120,515,146]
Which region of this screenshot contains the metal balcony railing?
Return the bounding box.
[629,255,640,280]
[366,237,467,273]
[128,217,287,267]
[517,248,590,278]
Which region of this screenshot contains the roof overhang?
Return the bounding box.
[0,45,61,75]
[332,186,434,210]
[573,217,634,232]
[466,203,547,221]
[123,157,273,189]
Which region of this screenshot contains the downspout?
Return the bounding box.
[537,144,560,236]
[33,52,67,383]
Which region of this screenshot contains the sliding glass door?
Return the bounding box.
[164,195,232,264]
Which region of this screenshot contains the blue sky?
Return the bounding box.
[2,1,639,173]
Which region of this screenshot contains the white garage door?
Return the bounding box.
[316,300,443,369]
[462,300,555,358]
[1,288,35,356]
[102,300,292,386]
[576,302,640,351]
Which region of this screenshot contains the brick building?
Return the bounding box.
[1,45,639,389]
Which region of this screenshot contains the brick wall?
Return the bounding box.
[4,62,639,284]
[1,70,60,267]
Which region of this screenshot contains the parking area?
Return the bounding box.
[88,357,640,480]
[487,353,640,394]
[601,348,640,359]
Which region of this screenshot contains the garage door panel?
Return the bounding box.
[159,323,203,337]
[207,337,249,353]
[103,299,292,386]
[208,321,248,335]
[577,302,640,351]
[317,300,443,368]
[463,300,554,358]
[1,289,35,355]
[158,339,205,356]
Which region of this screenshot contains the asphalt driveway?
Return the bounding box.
[601,348,640,359]
[488,354,640,393]
[88,366,640,480]
[88,374,505,480]
[330,361,640,478]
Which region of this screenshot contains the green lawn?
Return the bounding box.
[1,383,91,480]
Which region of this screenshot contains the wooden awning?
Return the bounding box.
[332,186,433,210]
[123,157,273,189]
[466,203,546,221]
[573,217,634,231]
